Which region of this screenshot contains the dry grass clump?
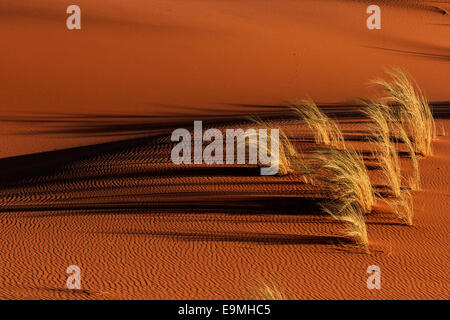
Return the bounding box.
[361,100,418,224]
[250,282,287,300]
[246,117,310,179]
[394,190,414,226]
[396,124,420,190]
[373,69,436,156]
[382,189,414,226]
[290,99,345,149]
[362,99,420,191]
[321,201,369,249]
[438,124,446,137]
[291,155,314,184]
[313,148,374,214]
[311,148,373,248]
[362,102,402,197]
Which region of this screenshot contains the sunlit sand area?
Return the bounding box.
[0,0,448,299]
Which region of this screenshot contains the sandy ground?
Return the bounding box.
[0,0,449,157]
[0,115,448,299]
[0,0,448,299]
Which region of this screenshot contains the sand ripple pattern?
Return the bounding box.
[0,119,448,299]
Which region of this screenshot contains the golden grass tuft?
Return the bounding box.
[361,99,421,192]
[360,100,418,224]
[312,148,374,214]
[250,281,287,300]
[383,189,414,226]
[312,147,373,248]
[290,99,345,149]
[362,102,402,197]
[396,124,420,190]
[321,201,369,249]
[246,116,311,180]
[439,124,446,137]
[372,69,436,156]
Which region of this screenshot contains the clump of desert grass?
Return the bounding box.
[361,98,421,190]
[313,148,374,214]
[395,123,420,190]
[360,100,418,224]
[381,189,414,226]
[394,189,414,226]
[290,99,345,149]
[438,124,446,137]
[250,281,288,300]
[321,200,369,250]
[372,69,436,156]
[362,101,402,197]
[246,116,311,181]
[311,148,373,249]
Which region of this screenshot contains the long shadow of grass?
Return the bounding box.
[3,196,325,216]
[101,230,353,246]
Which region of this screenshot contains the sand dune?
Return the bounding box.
[0,112,448,299]
[1,0,449,157]
[0,0,448,300]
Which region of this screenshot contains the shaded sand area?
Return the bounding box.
[0,0,449,157]
[0,109,448,299]
[0,0,448,300]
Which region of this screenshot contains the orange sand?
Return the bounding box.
[0,0,449,157]
[0,116,448,299]
[0,0,448,299]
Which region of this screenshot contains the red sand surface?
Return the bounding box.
[0,117,448,299]
[0,0,448,299]
[0,0,449,157]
